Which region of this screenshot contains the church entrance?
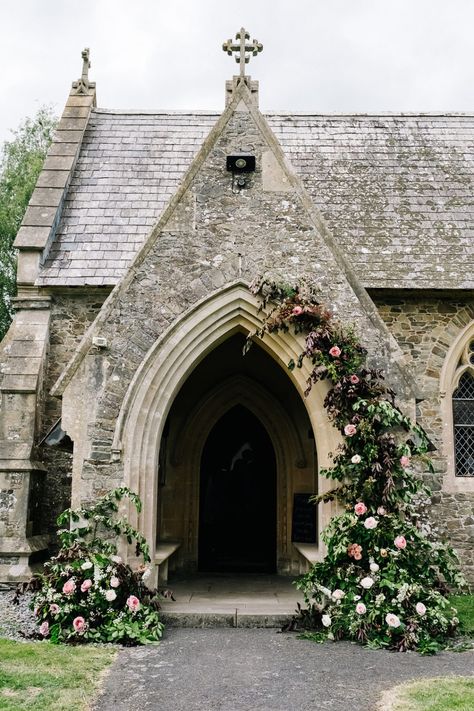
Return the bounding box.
[198,405,276,573]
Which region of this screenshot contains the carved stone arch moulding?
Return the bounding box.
[440,319,474,493]
[113,281,341,572]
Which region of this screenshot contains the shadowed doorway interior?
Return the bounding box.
[198,404,277,573]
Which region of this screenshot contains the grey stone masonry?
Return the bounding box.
[0,60,97,580]
[38,110,474,289]
[54,81,416,515]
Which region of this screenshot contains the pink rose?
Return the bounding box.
[39,621,49,636]
[49,604,60,615]
[110,576,120,588]
[73,616,86,633]
[292,306,303,316]
[355,602,366,615]
[394,535,407,550]
[347,543,363,559]
[329,345,341,357]
[416,602,426,616]
[354,502,367,516]
[62,579,76,595]
[364,516,378,530]
[126,595,140,613]
[400,456,410,468]
[386,613,401,628]
[81,579,92,593]
[350,374,360,384]
[344,424,357,437]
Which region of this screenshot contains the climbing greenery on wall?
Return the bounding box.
[247,277,465,653]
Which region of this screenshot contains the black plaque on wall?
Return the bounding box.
[291,493,317,543]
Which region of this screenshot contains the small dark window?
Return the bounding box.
[453,371,474,476]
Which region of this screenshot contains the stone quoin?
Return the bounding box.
[0,31,473,584]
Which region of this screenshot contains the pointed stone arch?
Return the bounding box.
[113,282,341,573]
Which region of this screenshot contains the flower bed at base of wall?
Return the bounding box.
[247,278,466,654]
[17,488,165,645]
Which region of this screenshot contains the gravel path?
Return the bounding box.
[93,628,474,711]
[0,587,36,641]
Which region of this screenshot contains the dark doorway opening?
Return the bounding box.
[198,405,277,573]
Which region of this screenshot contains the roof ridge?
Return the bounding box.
[91,108,474,118]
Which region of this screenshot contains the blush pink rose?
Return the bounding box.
[400,456,410,468]
[292,306,303,316]
[49,603,60,615]
[329,345,341,357]
[364,517,378,530]
[39,621,49,636]
[347,543,363,560]
[110,576,120,588]
[354,502,367,516]
[377,506,386,516]
[81,579,92,593]
[355,602,366,615]
[350,374,360,384]
[126,595,140,613]
[73,616,86,633]
[344,424,357,437]
[394,535,407,550]
[416,602,426,616]
[62,579,76,595]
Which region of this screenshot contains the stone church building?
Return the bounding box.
[1,35,473,585]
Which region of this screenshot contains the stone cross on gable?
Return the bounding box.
[222,27,263,77]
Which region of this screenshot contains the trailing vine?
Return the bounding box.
[246,277,465,653]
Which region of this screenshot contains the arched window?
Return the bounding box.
[452,338,474,477]
[453,370,474,477]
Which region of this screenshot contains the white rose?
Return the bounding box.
[351,454,361,464]
[321,614,332,628]
[370,563,380,573]
[332,589,345,601]
[81,561,93,570]
[360,576,374,590]
[415,602,426,616]
[364,517,378,530]
[386,613,401,628]
[104,589,117,602]
[110,576,120,588]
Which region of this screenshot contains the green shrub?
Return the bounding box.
[20,488,163,645]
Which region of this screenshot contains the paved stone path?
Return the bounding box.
[93,629,474,711]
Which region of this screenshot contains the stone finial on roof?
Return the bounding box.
[73,48,92,95]
[222,27,263,77]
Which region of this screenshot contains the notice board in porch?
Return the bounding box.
[291,493,317,543]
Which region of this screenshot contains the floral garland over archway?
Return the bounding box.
[246,278,464,653]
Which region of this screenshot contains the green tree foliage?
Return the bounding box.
[0,107,57,340]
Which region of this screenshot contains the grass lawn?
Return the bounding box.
[383,677,474,711]
[449,594,474,636]
[0,639,116,710]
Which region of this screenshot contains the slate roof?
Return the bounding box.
[37,110,474,289]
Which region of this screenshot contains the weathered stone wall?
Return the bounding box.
[374,295,474,582]
[38,289,109,538]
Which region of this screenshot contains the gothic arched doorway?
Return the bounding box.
[198,404,277,573]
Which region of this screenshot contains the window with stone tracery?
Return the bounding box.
[452,339,474,477]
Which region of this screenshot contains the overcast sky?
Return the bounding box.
[1,0,473,143]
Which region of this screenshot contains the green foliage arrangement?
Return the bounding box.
[18,488,164,645]
[247,277,466,653]
[0,107,56,339]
